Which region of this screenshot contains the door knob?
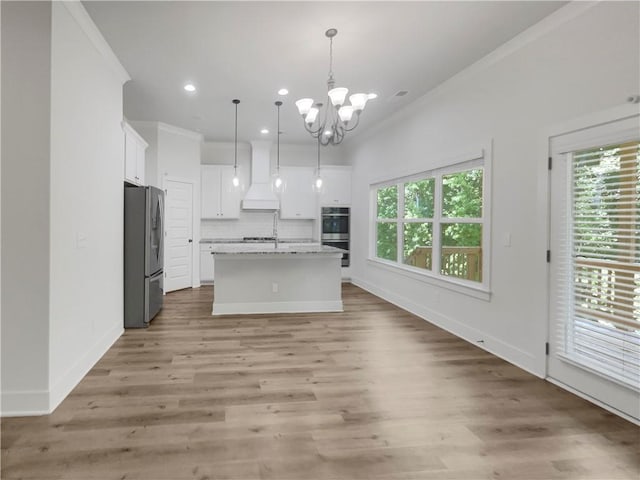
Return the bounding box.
[188,239,193,243]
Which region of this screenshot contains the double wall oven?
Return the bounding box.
[321,207,350,267]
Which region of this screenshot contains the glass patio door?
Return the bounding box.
[548,115,639,422]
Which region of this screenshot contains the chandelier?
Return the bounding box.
[295,28,375,146]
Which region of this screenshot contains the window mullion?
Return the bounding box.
[433,173,442,276]
[397,182,404,264]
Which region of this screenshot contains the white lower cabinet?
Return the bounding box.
[279,166,318,219]
[200,244,215,283]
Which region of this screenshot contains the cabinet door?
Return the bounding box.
[201,165,222,218]
[124,133,138,183]
[320,167,351,205]
[280,167,318,219]
[136,144,146,185]
[200,248,215,282]
[219,166,241,219]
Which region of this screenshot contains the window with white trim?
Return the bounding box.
[372,152,488,289]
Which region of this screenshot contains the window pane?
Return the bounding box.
[377,186,398,219]
[442,168,483,218]
[376,222,397,261]
[403,223,433,270]
[571,142,640,331]
[404,179,434,218]
[441,223,482,282]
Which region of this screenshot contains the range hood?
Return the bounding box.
[242,140,280,210]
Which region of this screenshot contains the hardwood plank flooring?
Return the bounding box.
[2,284,638,479]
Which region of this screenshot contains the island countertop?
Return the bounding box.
[200,237,316,244]
[209,243,344,255]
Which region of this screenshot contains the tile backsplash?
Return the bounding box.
[201,211,315,240]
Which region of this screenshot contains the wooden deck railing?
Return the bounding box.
[405,246,482,282]
[574,257,640,331]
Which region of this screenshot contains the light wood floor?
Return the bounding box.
[2,284,638,479]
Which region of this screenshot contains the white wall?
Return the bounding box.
[1,1,52,413]
[346,2,640,376]
[1,2,128,416]
[48,2,128,410]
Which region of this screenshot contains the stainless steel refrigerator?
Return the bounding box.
[124,185,164,328]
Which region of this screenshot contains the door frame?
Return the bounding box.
[163,175,196,291]
[542,103,640,423]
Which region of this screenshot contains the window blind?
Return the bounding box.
[557,141,640,389]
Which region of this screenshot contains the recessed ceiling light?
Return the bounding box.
[367,93,378,100]
[324,130,332,136]
[278,88,289,96]
[261,128,269,134]
[184,83,196,92]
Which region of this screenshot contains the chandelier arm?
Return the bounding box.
[342,112,361,132]
[302,119,323,137]
[332,124,345,145]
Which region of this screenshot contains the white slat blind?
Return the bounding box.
[558,141,640,389]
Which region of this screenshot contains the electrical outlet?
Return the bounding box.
[272,282,278,293]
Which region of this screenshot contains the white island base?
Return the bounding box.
[211,250,344,315]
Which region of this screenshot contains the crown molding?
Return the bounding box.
[60,1,130,85]
[129,121,204,142]
[121,121,149,149]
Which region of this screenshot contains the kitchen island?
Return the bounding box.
[210,243,344,315]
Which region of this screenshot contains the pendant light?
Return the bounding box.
[232,99,240,187]
[314,135,323,191]
[274,100,283,190]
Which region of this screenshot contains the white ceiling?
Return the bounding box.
[84,1,566,146]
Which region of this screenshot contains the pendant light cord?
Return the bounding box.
[328,35,334,80]
[276,101,281,173]
[233,99,240,173]
[317,135,321,172]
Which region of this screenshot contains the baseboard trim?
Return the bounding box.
[48,324,123,413]
[351,276,541,377]
[212,300,344,316]
[1,390,50,417]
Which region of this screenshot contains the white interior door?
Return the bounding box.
[164,179,193,293]
[548,115,639,422]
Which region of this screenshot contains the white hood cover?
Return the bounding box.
[242,140,280,210]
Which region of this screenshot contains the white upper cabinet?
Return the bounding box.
[122,121,147,185]
[279,166,318,219]
[319,166,351,206]
[201,165,242,219]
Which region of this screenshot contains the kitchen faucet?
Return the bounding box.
[273,210,279,248]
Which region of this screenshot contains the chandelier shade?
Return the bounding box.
[295,28,375,146]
